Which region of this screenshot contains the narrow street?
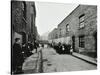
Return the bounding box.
[42,46,96,73]
[11,1,97,74]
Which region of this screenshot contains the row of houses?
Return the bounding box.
[48,5,97,57]
[11,1,39,45]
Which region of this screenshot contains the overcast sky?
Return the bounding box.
[35,2,79,36]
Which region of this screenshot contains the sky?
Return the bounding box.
[35,2,79,36]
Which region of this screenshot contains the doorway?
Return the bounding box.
[72,36,75,52]
[93,32,97,58]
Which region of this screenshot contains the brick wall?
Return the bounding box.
[49,5,97,53]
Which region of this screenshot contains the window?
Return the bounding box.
[22,2,26,19]
[22,3,24,11]
[79,14,85,28]
[66,24,69,32]
[55,34,58,39]
[79,35,85,48]
[59,28,62,37]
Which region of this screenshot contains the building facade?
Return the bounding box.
[11,1,38,45]
[25,1,38,43]
[48,28,58,40]
[48,5,97,57]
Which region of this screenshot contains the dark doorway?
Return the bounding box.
[94,32,97,58]
[72,36,75,52]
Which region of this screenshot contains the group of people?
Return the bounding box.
[49,42,73,54]
[12,38,39,74]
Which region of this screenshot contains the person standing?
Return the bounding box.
[27,41,33,56]
[12,38,24,74]
[34,41,39,53]
[70,46,73,55]
[22,43,28,59]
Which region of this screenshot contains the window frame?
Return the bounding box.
[79,35,85,48]
[66,24,69,32]
[79,14,85,29]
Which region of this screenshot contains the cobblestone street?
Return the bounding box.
[42,47,97,73]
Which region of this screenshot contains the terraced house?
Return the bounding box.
[48,5,97,58]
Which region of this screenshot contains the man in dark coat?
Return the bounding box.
[12,38,24,74]
[27,42,34,56]
[58,42,62,54]
[22,43,28,59]
[34,41,39,53]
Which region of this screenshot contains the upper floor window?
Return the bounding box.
[79,14,85,29]
[22,2,26,19]
[22,3,24,11]
[66,24,69,32]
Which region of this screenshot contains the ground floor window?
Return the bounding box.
[79,35,85,48]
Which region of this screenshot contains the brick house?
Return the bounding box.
[11,1,38,45]
[48,5,97,57]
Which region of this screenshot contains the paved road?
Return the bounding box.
[42,47,97,73]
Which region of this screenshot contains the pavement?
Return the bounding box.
[22,47,42,74]
[42,47,97,73]
[22,53,38,73]
[72,52,97,65]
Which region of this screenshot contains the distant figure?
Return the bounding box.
[41,44,44,48]
[28,42,34,51]
[12,38,24,74]
[58,42,62,54]
[22,43,28,59]
[67,44,71,54]
[34,41,39,53]
[27,41,33,56]
[70,46,73,55]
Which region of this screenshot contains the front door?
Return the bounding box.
[72,36,75,52]
[94,32,97,58]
